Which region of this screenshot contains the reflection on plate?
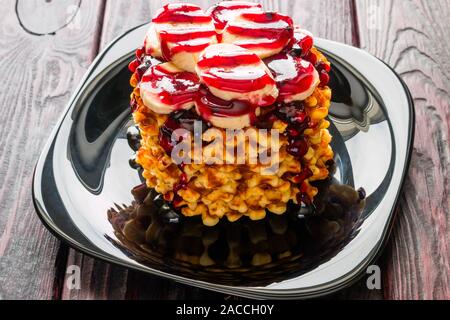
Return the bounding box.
[32,23,414,299]
[107,176,366,287]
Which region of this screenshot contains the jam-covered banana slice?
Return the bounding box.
[195,44,278,129]
[207,1,263,33]
[144,3,217,72]
[195,87,258,129]
[221,11,293,59]
[196,44,278,106]
[292,27,314,55]
[140,62,200,114]
[265,52,320,102]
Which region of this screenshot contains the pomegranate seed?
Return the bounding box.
[319,71,330,87]
[304,51,317,65]
[136,46,145,60]
[299,35,313,54]
[288,128,300,137]
[128,59,139,73]
[287,138,308,158]
[295,112,307,123]
[179,173,188,184]
[316,61,331,73]
[292,168,313,184]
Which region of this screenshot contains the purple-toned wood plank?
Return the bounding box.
[356,0,450,300]
[0,0,105,299]
[60,0,381,300]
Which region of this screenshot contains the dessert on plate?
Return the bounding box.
[128,2,334,226]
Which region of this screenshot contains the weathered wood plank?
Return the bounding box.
[356,0,450,300]
[0,0,105,299]
[98,0,355,47]
[259,0,355,45]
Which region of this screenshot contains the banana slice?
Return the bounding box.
[265,53,320,102]
[144,24,161,57]
[207,1,263,34]
[221,11,293,59]
[196,44,278,107]
[195,87,259,129]
[140,62,200,114]
[144,3,217,72]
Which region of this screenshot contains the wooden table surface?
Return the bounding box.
[0,0,448,300]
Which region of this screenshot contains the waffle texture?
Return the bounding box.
[130,48,333,226]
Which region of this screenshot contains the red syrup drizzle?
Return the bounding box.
[291,28,314,55]
[289,28,331,87]
[225,12,294,51]
[195,86,259,124]
[196,47,276,104]
[158,110,210,201]
[273,100,313,204]
[159,30,215,61]
[151,3,216,61]
[271,40,330,204]
[140,64,200,108]
[316,61,331,87]
[152,3,212,23]
[290,30,330,88]
[264,52,316,101]
[208,1,263,32]
[199,65,275,94]
[261,44,320,199]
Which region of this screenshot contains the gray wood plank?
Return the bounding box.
[356,0,450,300]
[0,0,105,299]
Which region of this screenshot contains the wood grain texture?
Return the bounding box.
[60,0,382,300]
[0,0,105,299]
[356,0,450,300]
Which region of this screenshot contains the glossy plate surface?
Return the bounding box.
[32,24,414,299]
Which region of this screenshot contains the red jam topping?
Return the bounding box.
[265,53,318,101]
[223,12,293,52]
[197,49,261,68]
[159,30,215,60]
[141,63,200,108]
[152,3,213,24]
[292,28,314,55]
[195,87,258,124]
[207,1,263,32]
[158,109,209,155]
[196,45,276,102]
[198,61,274,93]
[316,61,331,87]
[274,100,311,162]
[151,3,216,61]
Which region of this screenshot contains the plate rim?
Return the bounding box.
[32,23,416,299]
